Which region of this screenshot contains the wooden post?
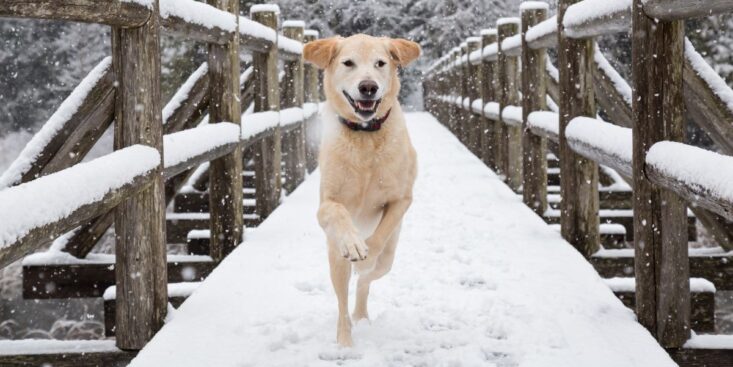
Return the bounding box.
[282,21,306,193]
[521,3,549,215]
[466,37,481,154]
[632,0,690,347]
[111,0,166,349]
[497,18,522,190]
[480,29,497,168]
[304,29,320,173]
[557,0,600,257]
[458,42,469,144]
[449,48,460,134]
[207,0,243,262]
[251,5,281,219]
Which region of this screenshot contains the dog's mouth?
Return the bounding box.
[343,91,381,119]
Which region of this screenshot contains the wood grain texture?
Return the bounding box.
[281,24,306,194]
[251,9,282,220]
[206,0,243,262]
[111,1,167,348]
[160,15,232,45]
[558,0,600,258]
[0,0,150,26]
[631,1,689,347]
[644,0,733,20]
[498,21,522,189]
[0,350,136,367]
[522,8,548,215]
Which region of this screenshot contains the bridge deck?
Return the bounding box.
[129,113,674,367]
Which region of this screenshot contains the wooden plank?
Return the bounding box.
[632,0,689,347]
[0,0,150,27]
[591,252,733,291]
[644,0,733,20]
[281,23,306,194]
[111,0,167,348]
[105,296,187,336]
[251,8,282,220]
[207,0,244,262]
[592,48,633,128]
[522,7,549,215]
[160,15,232,45]
[497,19,523,191]
[669,347,733,367]
[613,290,714,333]
[304,31,320,173]
[564,7,630,39]
[558,0,600,257]
[163,64,210,134]
[0,349,135,367]
[163,141,240,180]
[23,258,214,299]
[0,170,155,270]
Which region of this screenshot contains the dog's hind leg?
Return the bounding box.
[328,242,353,347]
[353,229,400,322]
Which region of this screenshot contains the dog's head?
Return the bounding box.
[304,34,421,122]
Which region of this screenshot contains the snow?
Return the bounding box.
[563,0,631,34]
[121,0,153,8]
[279,35,304,55]
[471,99,484,114]
[0,145,160,249]
[566,117,632,163]
[525,15,557,45]
[242,111,280,139]
[546,59,559,83]
[304,29,320,38]
[163,63,208,124]
[104,282,201,300]
[647,141,733,203]
[163,123,240,168]
[280,107,305,128]
[282,20,306,28]
[527,111,559,136]
[501,34,522,53]
[480,28,497,36]
[0,339,119,355]
[304,103,319,119]
[497,17,521,26]
[22,252,211,266]
[484,102,501,120]
[239,16,277,43]
[520,1,550,10]
[483,42,499,60]
[594,46,632,106]
[685,38,733,115]
[603,277,715,293]
[250,4,281,15]
[0,57,112,189]
[501,105,523,126]
[159,0,236,32]
[129,112,675,367]
[684,333,733,349]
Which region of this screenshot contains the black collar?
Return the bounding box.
[338,109,391,132]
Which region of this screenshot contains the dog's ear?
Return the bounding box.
[388,39,421,67]
[303,37,341,69]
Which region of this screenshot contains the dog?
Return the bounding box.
[303,34,421,347]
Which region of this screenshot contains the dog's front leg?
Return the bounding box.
[366,196,413,255]
[318,200,368,261]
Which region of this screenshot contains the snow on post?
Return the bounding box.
[250,4,280,16]
[520,1,550,11]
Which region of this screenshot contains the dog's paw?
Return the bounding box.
[338,232,368,262]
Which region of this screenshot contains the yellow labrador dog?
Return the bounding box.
[303,34,420,347]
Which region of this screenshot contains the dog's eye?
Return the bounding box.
[376,60,386,68]
[342,60,354,67]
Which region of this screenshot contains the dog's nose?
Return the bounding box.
[358,80,379,98]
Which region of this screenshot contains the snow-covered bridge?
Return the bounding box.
[1,0,733,366]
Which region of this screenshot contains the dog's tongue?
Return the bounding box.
[357,100,375,110]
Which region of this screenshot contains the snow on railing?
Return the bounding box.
[563,0,631,38]
[163,123,240,168]
[565,116,632,176]
[0,145,160,252]
[527,111,559,140]
[239,16,277,43]
[0,57,113,189]
[501,105,523,126]
[685,38,733,116]
[242,111,280,140]
[159,0,237,32]
[280,107,305,128]
[163,63,208,124]
[593,46,632,106]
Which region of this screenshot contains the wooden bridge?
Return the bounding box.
[0,0,732,366]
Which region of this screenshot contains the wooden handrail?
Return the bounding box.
[0,0,151,27]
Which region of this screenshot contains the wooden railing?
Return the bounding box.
[423,0,733,363]
[0,0,321,364]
